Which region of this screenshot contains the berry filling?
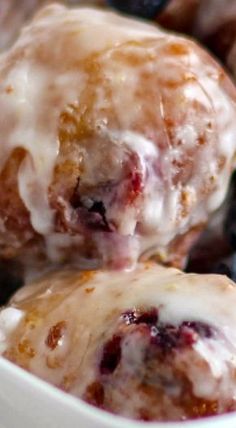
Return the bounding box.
[68,151,144,235]
[107,0,171,19]
[71,185,112,233]
[100,335,122,375]
[84,308,218,420]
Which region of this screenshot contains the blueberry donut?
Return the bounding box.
[2,262,236,421]
[0,5,236,270]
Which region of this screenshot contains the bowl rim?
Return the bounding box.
[0,356,236,428]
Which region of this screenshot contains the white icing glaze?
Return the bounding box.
[0,5,163,239]
[0,308,24,353]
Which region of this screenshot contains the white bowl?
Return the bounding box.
[0,357,236,428]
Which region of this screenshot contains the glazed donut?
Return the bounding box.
[0,5,236,269]
[195,0,236,80]
[157,0,200,33]
[1,262,236,421]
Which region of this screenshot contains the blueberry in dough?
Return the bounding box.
[108,0,170,19]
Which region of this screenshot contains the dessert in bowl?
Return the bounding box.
[0,1,236,427]
[2,263,236,422]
